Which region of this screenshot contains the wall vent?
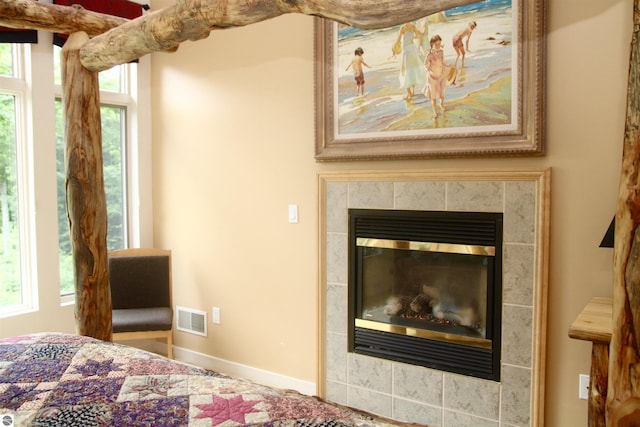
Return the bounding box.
[176,306,207,336]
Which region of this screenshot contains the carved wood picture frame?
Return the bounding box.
[314,0,545,161]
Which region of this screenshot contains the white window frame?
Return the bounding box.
[0,45,39,317]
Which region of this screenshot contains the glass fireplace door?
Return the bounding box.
[356,238,494,348]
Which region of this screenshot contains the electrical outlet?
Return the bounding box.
[212,307,221,324]
[579,374,590,400]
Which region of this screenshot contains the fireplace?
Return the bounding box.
[321,171,549,424]
[348,209,503,381]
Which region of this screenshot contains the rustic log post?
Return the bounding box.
[61,31,112,341]
[591,342,609,426]
[607,1,640,425]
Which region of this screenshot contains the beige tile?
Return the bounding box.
[394,181,446,210]
[348,386,392,418]
[502,304,533,367]
[444,373,500,420]
[446,181,504,212]
[348,182,395,209]
[393,363,443,405]
[443,410,499,427]
[393,397,443,426]
[325,283,347,334]
[325,332,347,382]
[504,181,536,244]
[326,182,348,233]
[503,243,535,306]
[325,380,347,406]
[501,365,531,425]
[348,353,392,393]
[326,232,347,284]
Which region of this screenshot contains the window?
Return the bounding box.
[0,44,35,313]
[0,92,21,308]
[0,36,151,316]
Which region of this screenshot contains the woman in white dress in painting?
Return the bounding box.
[393,21,426,100]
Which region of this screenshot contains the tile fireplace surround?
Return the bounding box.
[317,169,550,427]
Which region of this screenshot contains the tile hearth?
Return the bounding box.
[318,169,549,427]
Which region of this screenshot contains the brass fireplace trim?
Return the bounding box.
[357,237,496,256]
[355,318,492,350]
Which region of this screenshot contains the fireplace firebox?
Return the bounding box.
[348,209,503,381]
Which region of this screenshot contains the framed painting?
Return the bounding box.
[314,0,545,161]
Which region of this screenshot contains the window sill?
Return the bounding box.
[60,294,75,307]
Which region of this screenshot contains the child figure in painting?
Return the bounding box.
[424,34,449,118]
[452,21,477,69]
[345,47,371,97]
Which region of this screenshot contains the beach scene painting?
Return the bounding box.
[314,0,545,160]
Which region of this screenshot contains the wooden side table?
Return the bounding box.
[568,297,613,427]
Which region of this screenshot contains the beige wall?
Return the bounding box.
[150,0,631,425]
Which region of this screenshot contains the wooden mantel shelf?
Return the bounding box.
[568,296,613,427]
[569,297,613,343]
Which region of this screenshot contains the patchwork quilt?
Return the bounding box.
[0,333,412,426]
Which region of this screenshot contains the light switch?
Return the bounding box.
[288,204,299,223]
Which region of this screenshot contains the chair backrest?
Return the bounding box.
[108,248,172,310]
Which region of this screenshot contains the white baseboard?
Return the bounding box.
[173,345,317,396]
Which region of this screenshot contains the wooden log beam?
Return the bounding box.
[0,0,478,71]
[590,343,609,427]
[79,0,478,72]
[0,0,128,37]
[61,31,112,341]
[607,0,640,425]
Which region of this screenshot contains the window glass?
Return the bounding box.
[0,93,22,309]
[0,44,15,77]
[99,66,123,92]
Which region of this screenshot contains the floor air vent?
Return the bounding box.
[176,306,207,336]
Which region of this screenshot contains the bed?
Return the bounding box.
[0,332,416,426]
